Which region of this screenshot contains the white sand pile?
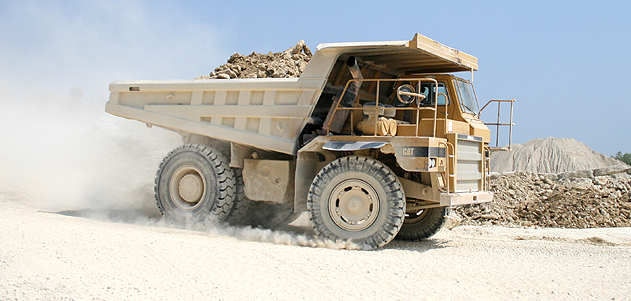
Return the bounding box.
[490,137,626,173]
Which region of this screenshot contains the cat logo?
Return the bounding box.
[402,147,414,156]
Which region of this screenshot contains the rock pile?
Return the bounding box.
[197,41,312,80]
[461,137,631,229]
[455,169,631,228]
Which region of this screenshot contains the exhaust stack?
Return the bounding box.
[323,56,363,133]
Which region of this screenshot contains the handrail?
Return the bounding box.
[480,99,515,150]
[437,92,448,141]
[439,140,454,193]
[325,77,441,137]
[483,145,491,191]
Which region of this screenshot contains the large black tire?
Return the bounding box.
[224,168,251,225]
[155,144,236,223]
[199,139,251,226]
[307,156,405,249]
[396,207,446,241]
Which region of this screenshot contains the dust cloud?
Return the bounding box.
[212,223,362,250]
[0,87,181,212]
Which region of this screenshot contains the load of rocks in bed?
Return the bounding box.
[196,41,312,80]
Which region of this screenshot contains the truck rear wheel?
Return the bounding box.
[307,156,405,249]
[225,168,251,225]
[396,207,446,241]
[184,135,251,226]
[201,139,251,226]
[155,144,236,223]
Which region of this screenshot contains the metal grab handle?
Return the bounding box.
[483,146,491,190]
[439,141,454,193]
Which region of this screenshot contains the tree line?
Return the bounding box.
[613,152,631,165]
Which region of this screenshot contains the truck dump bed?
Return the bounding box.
[107,78,323,154]
[105,33,478,155]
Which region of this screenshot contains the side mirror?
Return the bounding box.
[397,84,426,105]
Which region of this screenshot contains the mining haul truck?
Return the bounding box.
[106,33,514,249]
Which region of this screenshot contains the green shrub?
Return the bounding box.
[613,151,631,165]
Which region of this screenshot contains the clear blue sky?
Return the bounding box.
[1,0,630,155]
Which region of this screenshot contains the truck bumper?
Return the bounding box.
[439,191,493,207]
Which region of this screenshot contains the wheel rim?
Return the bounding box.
[404,209,429,224]
[170,165,206,210]
[328,179,380,231]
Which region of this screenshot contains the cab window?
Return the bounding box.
[419,82,449,107]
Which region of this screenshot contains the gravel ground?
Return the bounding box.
[1,192,630,301]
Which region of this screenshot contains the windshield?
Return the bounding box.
[455,79,478,115]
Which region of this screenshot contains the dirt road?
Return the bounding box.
[1,192,630,300]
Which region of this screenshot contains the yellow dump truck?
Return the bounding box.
[106,33,514,248]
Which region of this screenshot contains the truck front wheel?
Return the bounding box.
[155,144,236,223]
[307,156,405,249]
[396,207,446,241]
